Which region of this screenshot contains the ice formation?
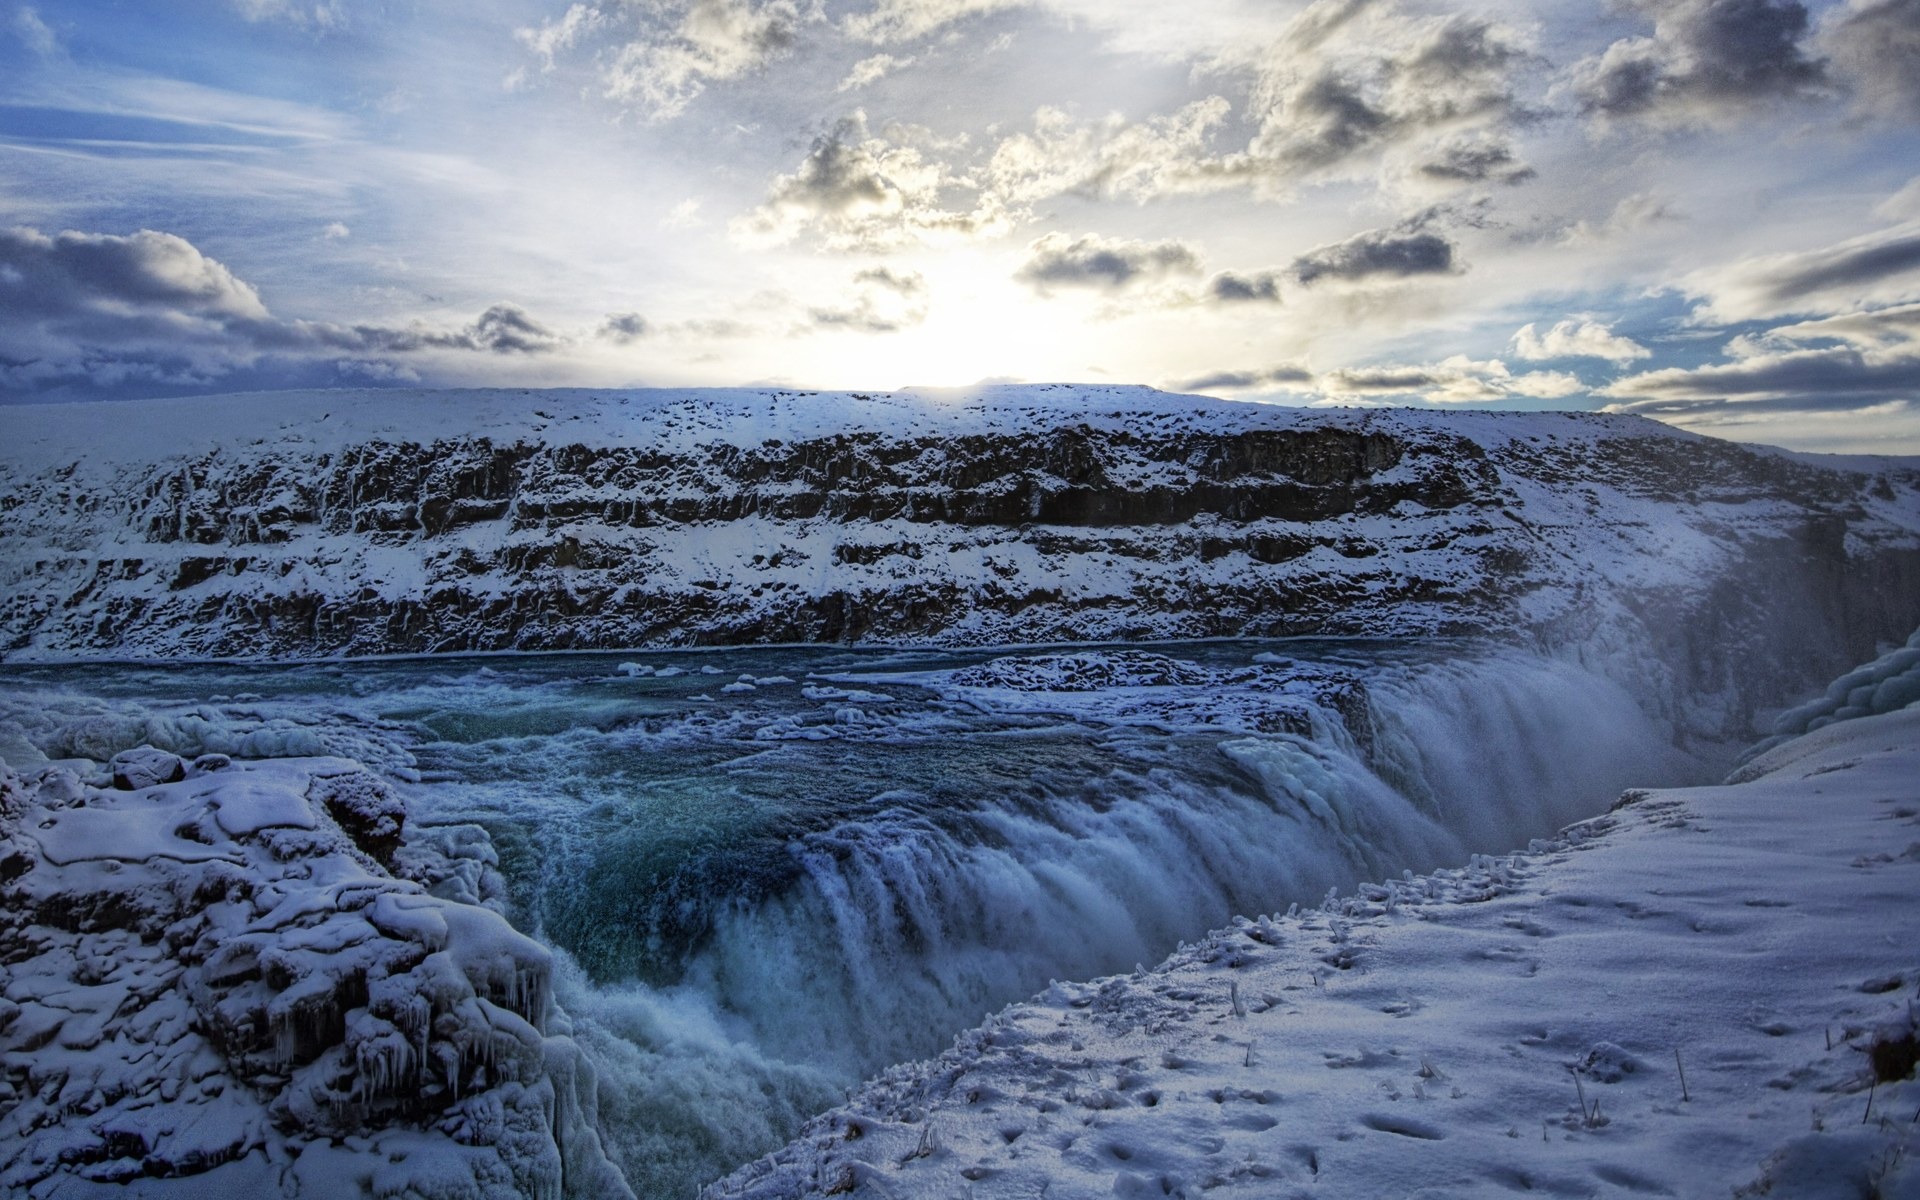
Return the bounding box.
[0,750,630,1199]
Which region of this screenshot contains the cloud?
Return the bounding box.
[459,304,563,353]
[733,113,1003,250]
[0,225,572,398]
[1568,0,1826,125]
[1173,363,1313,392]
[1244,9,1531,178]
[1414,135,1535,186]
[1319,355,1584,402]
[1510,318,1651,363]
[1604,344,1920,404]
[968,4,1535,210]
[1014,232,1202,293]
[1290,224,1457,286]
[837,52,912,91]
[11,5,57,56]
[0,226,269,323]
[1687,222,1920,322]
[597,311,649,343]
[984,98,1234,205]
[1172,356,1582,402]
[1605,300,1920,407]
[1556,192,1682,246]
[517,2,607,70]
[229,0,346,30]
[842,0,1022,45]
[516,0,815,120]
[1820,0,1920,120]
[803,267,929,332]
[321,221,351,240]
[1762,300,1920,347]
[1205,270,1284,303]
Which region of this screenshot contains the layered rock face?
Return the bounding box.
[0,750,633,1199]
[2,385,1917,732]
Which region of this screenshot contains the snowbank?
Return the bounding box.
[0,750,631,1199]
[709,707,1920,1198]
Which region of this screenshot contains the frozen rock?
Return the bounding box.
[109,746,186,790]
[0,755,633,1199]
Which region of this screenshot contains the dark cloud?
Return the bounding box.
[1757,229,1920,306]
[598,311,649,343]
[1250,13,1528,175]
[0,225,571,398]
[1323,365,1450,392]
[1693,224,1920,321]
[1604,343,1920,402]
[1206,271,1284,303]
[1290,226,1457,286]
[1571,0,1826,123]
[1416,137,1535,185]
[0,226,269,322]
[1822,0,1920,119]
[1174,364,1313,392]
[1015,233,1202,293]
[464,303,561,353]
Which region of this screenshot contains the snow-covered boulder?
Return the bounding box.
[0,755,631,1199]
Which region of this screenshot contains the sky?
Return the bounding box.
[1,0,1918,452]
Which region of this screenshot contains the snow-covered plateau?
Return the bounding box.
[1,386,1918,1199]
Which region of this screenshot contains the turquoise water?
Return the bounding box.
[0,640,1697,1194]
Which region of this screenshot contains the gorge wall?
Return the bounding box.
[3,384,1918,735]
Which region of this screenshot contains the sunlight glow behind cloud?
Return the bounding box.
[0,0,1917,449]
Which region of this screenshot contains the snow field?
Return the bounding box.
[710,706,1920,1199]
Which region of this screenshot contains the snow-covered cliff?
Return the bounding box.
[5,385,1918,737]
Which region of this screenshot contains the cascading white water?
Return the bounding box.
[0,642,1711,1198]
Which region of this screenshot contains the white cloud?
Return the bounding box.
[984,98,1234,205]
[229,0,346,30]
[837,52,912,91]
[1510,319,1651,364]
[731,113,1006,250]
[661,198,705,230]
[516,0,818,120]
[516,3,606,70]
[843,0,1023,45]
[12,5,57,56]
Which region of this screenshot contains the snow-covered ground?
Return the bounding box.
[712,702,1920,1199]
